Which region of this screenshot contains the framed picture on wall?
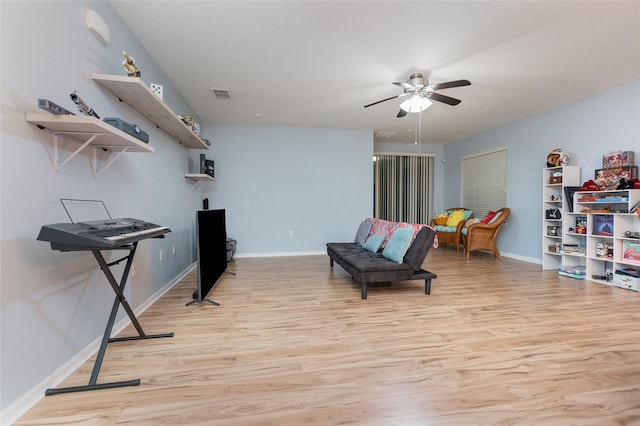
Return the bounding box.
[594,166,638,190]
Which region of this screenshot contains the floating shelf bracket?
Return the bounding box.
[92,144,131,178]
[53,130,130,177]
[185,174,214,191]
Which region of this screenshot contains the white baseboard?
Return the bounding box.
[0,262,196,426]
[235,250,543,265]
[235,250,325,258]
[501,251,541,265]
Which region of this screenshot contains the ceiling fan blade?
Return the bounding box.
[428,92,462,106]
[429,79,471,91]
[396,109,408,118]
[364,95,401,108]
[393,81,415,90]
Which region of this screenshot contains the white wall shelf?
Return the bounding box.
[185,173,214,190]
[26,113,154,177]
[92,73,209,150]
[185,173,214,180]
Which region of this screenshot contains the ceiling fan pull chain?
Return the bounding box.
[418,110,422,153]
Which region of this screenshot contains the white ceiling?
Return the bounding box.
[111,1,640,145]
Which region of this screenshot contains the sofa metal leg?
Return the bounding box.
[361,282,367,299]
[425,279,431,295]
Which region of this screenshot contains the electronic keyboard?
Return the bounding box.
[38,218,170,251]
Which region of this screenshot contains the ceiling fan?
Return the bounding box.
[364,73,471,117]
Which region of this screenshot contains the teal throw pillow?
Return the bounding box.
[363,233,385,253]
[382,227,414,263]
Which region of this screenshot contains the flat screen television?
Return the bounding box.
[187,209,227,306]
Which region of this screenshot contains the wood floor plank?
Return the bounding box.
[15,248,640,425]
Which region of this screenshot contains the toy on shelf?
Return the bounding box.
[546,148,569,167]
[123,51,141,77]
[69,91,99,118]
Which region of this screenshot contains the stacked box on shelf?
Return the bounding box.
[596,151,636,192]
[559,265,586,279]
[603,151,634,169]
[561,244,586,256]
[595,242,613,259]
[613,267,640,291]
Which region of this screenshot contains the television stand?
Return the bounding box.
[186,289,220,307]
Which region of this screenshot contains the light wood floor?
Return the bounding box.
[15,248,640,425]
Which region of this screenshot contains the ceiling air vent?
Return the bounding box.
[375,131,397,139]
[210,88,230,100]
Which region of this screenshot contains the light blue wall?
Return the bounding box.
[442,80,640,261]
[0,2,375,416]
[0,0,205,415]
[201,124,373,255]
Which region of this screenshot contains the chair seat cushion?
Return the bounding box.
[434,225,457,232]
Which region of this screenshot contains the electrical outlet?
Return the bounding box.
[288,230,293,237]
[160,250,165,262]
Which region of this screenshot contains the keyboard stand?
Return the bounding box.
[45,242,174,396]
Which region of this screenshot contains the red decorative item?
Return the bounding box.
[578,179,599,191]
[481,211,498,224]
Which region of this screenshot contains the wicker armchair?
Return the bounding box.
[429,207,473,252]
[462,207,511,260]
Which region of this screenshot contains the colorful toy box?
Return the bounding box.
[623,241,640,263]
[603,151,634,169]
[613,268,640,291]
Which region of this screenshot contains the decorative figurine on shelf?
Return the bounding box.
[69,91,100,118]
[546,148,569,167]
[617,177,640,190]
[123,50,141,77]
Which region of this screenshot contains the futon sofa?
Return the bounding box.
[326,218,438,299]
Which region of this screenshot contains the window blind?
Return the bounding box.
[374,154,434,224]
[462,148,507,219]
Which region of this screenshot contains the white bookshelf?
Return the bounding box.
[542,166,581,270]
[574,189,640,286]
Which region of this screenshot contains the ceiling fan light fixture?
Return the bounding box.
[400,96,432,113]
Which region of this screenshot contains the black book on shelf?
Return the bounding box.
[563,186,581,212]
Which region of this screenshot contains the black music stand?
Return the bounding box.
[44,200,173,395]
